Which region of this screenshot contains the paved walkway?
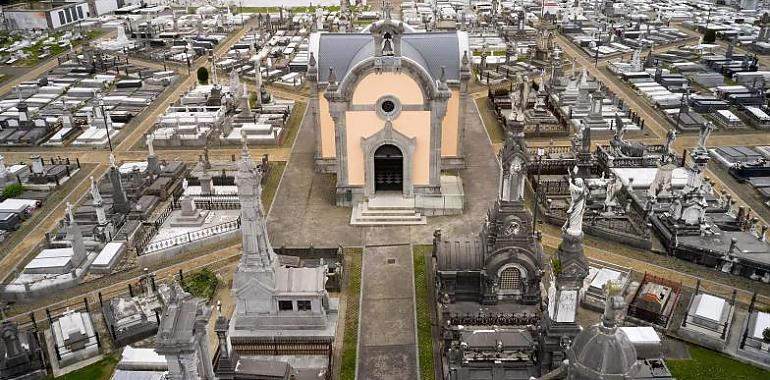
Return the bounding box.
[266,104,363,247]
[357,241,418,380]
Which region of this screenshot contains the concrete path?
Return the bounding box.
[357,241,418,380]
[266,101,364,248]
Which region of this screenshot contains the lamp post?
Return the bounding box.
[162,55,167,71]
[99,98,113,152]
[532,147,545,236]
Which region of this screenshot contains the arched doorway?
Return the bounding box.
[374,144,403,192]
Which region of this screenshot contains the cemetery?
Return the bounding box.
[0,2,768,380]
[0,50,178,148]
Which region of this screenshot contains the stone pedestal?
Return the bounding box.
[556,232,589,290]
[200,173,214,195]
[171,196,209,227]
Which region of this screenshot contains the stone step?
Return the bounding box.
[350,202,427,226]
[366,195,416,210]
[359,206,419,217]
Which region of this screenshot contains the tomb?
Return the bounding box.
[216,136,337,377]
[0,319,46,380]
[48,309,101,368]
[679,287,735,350]
[433,125,585,378]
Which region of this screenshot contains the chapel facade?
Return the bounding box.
[308,14,469,206]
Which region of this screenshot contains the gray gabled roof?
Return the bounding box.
[314,32,464,83]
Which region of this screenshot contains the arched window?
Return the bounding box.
[382,32,394,56]
[499,267,522,291]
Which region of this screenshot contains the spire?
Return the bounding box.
[234,134,277,272]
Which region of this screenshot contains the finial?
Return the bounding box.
[601,280,622,329]
[440,66,447,84]
[308,51,316,68]
[328,66,337,85]
[461,50,469,66]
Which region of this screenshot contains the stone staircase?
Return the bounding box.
[350,194,427,226]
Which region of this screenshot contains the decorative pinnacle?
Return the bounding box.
[461,50,469,67]
[308,51,316,68]
[328,66,337,85]
[439,66,447,88]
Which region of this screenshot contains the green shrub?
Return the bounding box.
[197,67,209,85]
[182,269,218,300]
[2,183,24,199]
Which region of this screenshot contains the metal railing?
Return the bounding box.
[142,217,241,255]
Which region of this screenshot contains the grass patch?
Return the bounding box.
[475,97,505,143]
[280,101,306,148]
[666,344,770,380]
[43,354,119,380]
[182,268,218,301]
[2,183,24,199]
[413,245,435,380]
[340,247,362,380]
[262,161,286,212]
[17,29,104,66]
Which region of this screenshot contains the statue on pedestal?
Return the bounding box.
[563,167,588,236]
[604,173,623,211]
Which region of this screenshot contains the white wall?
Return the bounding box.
[50,3,90,29]
[94,0,120,16]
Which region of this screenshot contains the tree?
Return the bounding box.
[703,29,717,44]
[197,67,209,85]
[763,327,770,343]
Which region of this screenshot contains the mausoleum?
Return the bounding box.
[309,10,469,213]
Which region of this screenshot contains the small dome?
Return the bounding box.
[567,324,639,379]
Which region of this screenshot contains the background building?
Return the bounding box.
[2,1,90,30]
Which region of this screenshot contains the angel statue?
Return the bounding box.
[563,166,588,236]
